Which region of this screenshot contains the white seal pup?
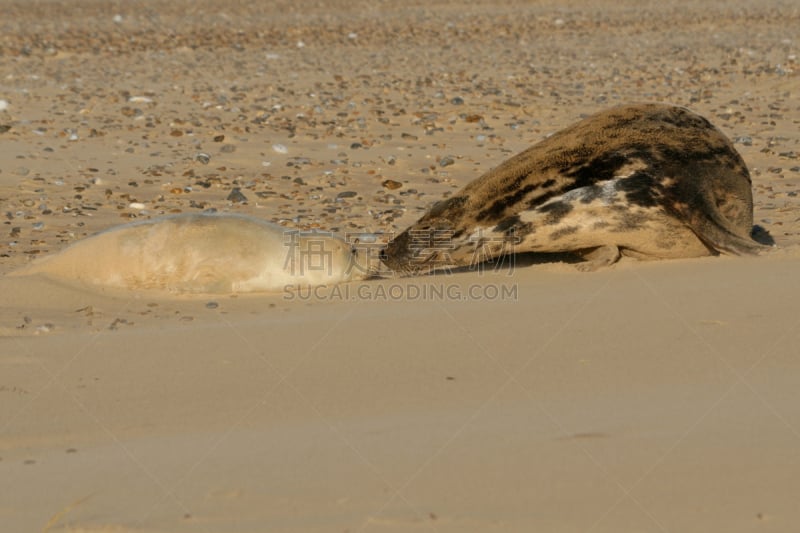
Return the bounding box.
[381,103,771,273]
[11,214,369,293]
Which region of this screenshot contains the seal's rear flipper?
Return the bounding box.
[691,219,772,256]
[750,225,775,247]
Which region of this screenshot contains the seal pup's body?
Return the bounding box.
[381,103,768,273]
[12,214,366,293]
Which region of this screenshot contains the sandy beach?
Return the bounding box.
[1,1,799,531]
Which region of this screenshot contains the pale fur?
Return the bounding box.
[12,214,367,294]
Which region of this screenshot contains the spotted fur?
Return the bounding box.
[381,103,769,273]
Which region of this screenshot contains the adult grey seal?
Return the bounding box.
[381,103,769,273]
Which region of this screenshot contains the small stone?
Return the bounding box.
[205,301,219,309]
[213,135,225,142]
[272,144,288,154]
[121,106,141,117]
[14,167,30,176]
[220,144,236,153]
[0,99,8,111]
[734,136,753,146]
[382,179,402,190]
[439,156,455,167]
[450,96,465,105]
[336,191,358,199]
[227,187,247,203]
[195,153,211,164]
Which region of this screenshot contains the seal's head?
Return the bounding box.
[380,195,506,274]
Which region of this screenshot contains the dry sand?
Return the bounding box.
[1,0,799,531]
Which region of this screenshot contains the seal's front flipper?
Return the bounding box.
[574,245,621,272]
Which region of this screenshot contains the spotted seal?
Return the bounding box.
[381,103,769,273]
[12,214,367,293]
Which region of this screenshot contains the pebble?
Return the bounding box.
[226,187,248,203]
[0,100,8,111]
[439,156,455,167]
[336,191,358,199]
[195,153,211,164]
[272,144,289,154]
[382,179,403,190]
[129,202,146,210]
